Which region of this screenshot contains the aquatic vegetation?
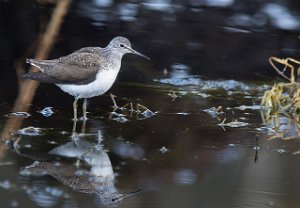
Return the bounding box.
[167,90,179,101]
[258,115,300,140]
[261,56,300,139]
[109,98,156,121]
[261,57,300,113]
[218,119,249,128]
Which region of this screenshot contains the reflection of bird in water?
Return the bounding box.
[24,36,150,120]
[20,130,141,207]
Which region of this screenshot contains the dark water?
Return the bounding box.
[2,0,300,208]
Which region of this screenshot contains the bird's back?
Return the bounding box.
[24,47,110,85]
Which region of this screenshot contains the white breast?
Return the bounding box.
[56,69,119,99]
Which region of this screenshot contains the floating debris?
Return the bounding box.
[47,140,58,145]
[159,146,169,154]
[192,92,210,98]
[141,109,154,117]
[235,105,261,110]
[7,112,31,118]
[167,90,179,101]
[60,131,69,135]
[0,180,11,190]
[228,144,238,147]
[203,106,224,118]
[221,121,249,127]
[171,90,210,98]
[176,112,190,115]
[0,161,13,166]
[113,116,129,123]
[9,199,19,207]
[109,112,129,123]
[255,126,278,135]
[219,118,249,128]
[139,109,156,119]
[292,150,300,155]
[253,146,261,150]
[39,107,54,117]
[15,126,43,136]
[136,104,157,120]
[24,144,32,148]
[276,149,287,154]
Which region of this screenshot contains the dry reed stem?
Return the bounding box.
[0,0,72,158]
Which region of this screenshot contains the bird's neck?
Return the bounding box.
[102,47,123,71]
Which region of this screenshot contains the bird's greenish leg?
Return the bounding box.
[82,98,88,121]
[73,97,79,121]
[110,93,118,109]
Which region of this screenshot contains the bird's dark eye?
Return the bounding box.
[120,44,125,48]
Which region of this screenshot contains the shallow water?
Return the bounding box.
[2,1,300,208]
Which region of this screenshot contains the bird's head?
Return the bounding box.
[108,36,150,60]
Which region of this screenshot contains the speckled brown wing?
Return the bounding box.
[25,50,104,85]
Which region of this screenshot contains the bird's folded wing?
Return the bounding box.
[23,72,70,84]
[26,53,103,84]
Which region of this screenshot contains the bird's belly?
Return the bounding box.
[56,70,119,98]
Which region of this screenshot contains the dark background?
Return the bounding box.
[2,0,300,89]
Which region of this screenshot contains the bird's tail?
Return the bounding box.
[26,58,44,71]
[26,58,58,71]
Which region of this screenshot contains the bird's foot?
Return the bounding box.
[71,133,80,144]
[110,93,119,109]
